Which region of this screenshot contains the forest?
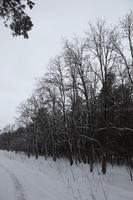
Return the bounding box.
[0,11,133,176]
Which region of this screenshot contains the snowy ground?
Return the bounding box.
[0,151,132,200]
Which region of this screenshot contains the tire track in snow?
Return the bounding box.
[7,170,26,200]
[0,161,26,200]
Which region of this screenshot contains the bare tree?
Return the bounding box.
[86,20,117,173]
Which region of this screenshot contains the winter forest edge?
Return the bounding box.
[0,10,133,180]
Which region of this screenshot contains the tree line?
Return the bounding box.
[0,11,133,175]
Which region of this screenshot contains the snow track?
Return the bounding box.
[7,170,26,200]
[0,151,74,200]
[0,160,26,200]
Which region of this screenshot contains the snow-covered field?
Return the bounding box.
[0,150,132,200]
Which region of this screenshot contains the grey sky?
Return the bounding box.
[0,0,132,129]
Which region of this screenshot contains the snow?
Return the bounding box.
[0,150,132,200]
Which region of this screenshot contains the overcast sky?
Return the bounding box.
[0,0,133,129]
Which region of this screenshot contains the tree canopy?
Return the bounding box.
[0,0,35,38]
